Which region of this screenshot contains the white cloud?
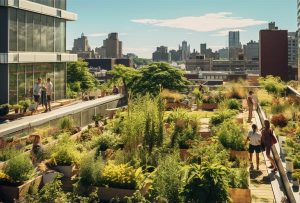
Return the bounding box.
[212,29,246,37]
[86,33,107,37]
[131,12,267,32]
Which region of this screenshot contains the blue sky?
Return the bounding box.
[67,0,297,58]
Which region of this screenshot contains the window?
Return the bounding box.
[55,0,66,10]
[26,12,33,51]
[46,16,54,52]
[9,8,17,51]
[41,15,47,52]
[9,64,18,104]
[33,13,41,52]
[18,10,26,52]
[55,19,66,52]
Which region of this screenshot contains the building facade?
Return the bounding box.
[243,40,259,61]
[180,41,190,61]
[72,33,94,59]
[152,46,170,62]
[259,29,289,81]
[288,32,298,71]
[229,31,241,60]
[0,0,77,104]
[298,1,300,80]
[98,33,123,59]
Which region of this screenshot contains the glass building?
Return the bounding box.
[0,0,77,104]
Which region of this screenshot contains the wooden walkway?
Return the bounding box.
[246,110,275,203]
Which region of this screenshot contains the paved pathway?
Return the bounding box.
[246,110,275,203]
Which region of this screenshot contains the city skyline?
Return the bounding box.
[67,0,297,58]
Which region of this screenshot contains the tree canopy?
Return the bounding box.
[67,60,99,93]
[109,62,190,96]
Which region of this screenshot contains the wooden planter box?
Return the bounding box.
[52,165,75,178]
[0,175,42,202]
[201,103,218,111]
[98,187,136,202]
[180,149,190,160]
[229,150,248,160]
[198,130,212,139]
[229,188,251,203]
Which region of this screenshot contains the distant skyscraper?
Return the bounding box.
[169,49,182,62]
[218,48,229,60]
[243,40,259,61]
[0,0,77,104]
[152,46,170,62]
[288,32,298,70]
[229,31,241,60]
[72,33,94,59]
[180,41,190,61]
[268,22,278,30]
[200,43,207,55]
[98,33,123,58]
[259,28,289,81]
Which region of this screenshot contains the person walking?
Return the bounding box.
[245,124,262,170]
[247,91,255,123]
[261,120,278,172]
[112,85,119,95]
[45,78,53,112]
[41,81,47,112]
[33,78,42,111]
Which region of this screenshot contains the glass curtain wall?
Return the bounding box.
[28,0,66,10]
[8,63,66,104]
[8,8,65,52]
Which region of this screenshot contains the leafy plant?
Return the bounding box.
[150,154,182,203]
[225,83,246,99]
[3,154,35,184]
[0,104,10,116]
[215,120,246,151]
[95,131,119,155]
[229,168,249,189]
[0,147,22,162]
[79,154,104,186]
[59,117,74,132]
[49,134,81,166]
[210,109,238,126]
[181,163,230,203]
[226,99,242,110]
[97,161,144,190]
[258,76,286,96]
[271,113,288,128]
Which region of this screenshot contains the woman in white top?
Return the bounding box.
[245,124,262,170]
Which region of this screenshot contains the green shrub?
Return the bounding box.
[229,168,249,189]
[49,134,81,166]
[79,154,104,186]
[210,109,238,126]
[0,147,22,162]
[150,154,182,203]
[226,99,242,110]
[95,131,119,156]
[181,163,230,203]
[4,154,35,184]
[215,120,246,151]
[258,76,286,96]
[59,117,74,131]
[271,113,288,128]
[0,104,10,116]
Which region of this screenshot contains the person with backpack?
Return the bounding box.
[261,120,278,172]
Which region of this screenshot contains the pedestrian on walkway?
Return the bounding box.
[41,81,47,111]
[245,124,261,170]
[261,120,278,172]
[112,85,119,95]
[45,78,53,112]
[33,78,42,111]
[247,91,255,123]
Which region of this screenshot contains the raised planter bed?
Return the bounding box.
[229,150,248,160]
[198,130,212,139]
[180,149,190,160]
[51,165,75,178]
[98,187,137,202]
[229,188,251,203]
[0,175,42,203]
[201,103,218,111]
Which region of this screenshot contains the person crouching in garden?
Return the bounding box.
[30,135,44,165]
[245,124,262,170]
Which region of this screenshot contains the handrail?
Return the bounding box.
[257,105,297,203]
[286,86,300,98]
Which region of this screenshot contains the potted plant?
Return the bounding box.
[0,104,10,117]
[285,156,294,173]
[292,169,300,187]
[93,114,103,127]
[0,154,41,202]
[19,99,30,113]
[12,104,22,114]
[48,135,81,178]
[95,161,145,201]
[201,91,220,111]
[95,131,118,159]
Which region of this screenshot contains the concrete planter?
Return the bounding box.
[52,165,75,178]
[292,178,299,187]
[0,175,42,203]
[42,170,59,185]
[201,103,218,111]
[198,130,212,139]
[229,188,251,203]
[229,150,248,160]
[98,187,136,202]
